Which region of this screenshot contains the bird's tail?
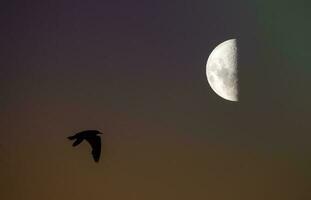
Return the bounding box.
[67,135,83,147]
[72,138,83,146]
[67,135,76,140]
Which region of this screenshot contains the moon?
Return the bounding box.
[206,39,239,101]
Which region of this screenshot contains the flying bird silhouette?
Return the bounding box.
[67,130,103,162]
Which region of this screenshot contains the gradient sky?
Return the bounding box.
[1,0,311,199]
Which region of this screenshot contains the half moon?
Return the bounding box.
[206,39,239,101]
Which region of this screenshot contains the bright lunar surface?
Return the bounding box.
[206,39,239,101]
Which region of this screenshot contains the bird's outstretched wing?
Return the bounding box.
[85,135,101,162]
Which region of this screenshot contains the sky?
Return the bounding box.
[1,0,311,199]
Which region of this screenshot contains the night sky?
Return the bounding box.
[1,0,311,199]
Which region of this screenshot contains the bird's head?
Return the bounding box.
[97,131,103,135]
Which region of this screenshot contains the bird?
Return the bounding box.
[67,130,103,162]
